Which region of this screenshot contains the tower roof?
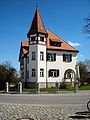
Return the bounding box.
[27,7,47,37]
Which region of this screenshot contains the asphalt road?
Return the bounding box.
[0,92,90,105]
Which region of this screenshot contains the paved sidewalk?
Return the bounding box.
[0,103,89,120]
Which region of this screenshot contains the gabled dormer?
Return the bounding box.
[27,7,48,45]
[50,39,62,47]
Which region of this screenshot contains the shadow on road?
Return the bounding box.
[69,111,90,119]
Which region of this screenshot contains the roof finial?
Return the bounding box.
[36,0,38,9]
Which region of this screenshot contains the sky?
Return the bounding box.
[0,0,90,71]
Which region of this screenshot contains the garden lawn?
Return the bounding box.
[79,85,90,90]
[23,85,90,92]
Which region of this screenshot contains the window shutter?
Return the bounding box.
[48,70,50,77]
[57,70,59,77]
[70,54,72,62]
[54,53,56,61]
[63,54,65,61]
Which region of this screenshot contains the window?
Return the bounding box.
[40,37,44,41]
[63,54,72,62]
[32,52,35,60]
[40,69,44,77]
[40,51,44,61]
[31,37,35,41]
[32,69,36,77]
[50,40,61,47]
[47,53,56,61]
[48,69,59,77]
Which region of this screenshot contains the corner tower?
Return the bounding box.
[27,7,48,88]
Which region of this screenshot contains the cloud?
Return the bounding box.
[77,54,85,61]
[77,54,84,59]
[79,54,84,57]
[68,41,81,47]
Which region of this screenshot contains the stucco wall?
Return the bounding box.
[47,50,77,83]
[29,44,37,82]
[37,44,46,83]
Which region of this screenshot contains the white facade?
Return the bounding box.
[20,34,78,88]
[26,40,78,88]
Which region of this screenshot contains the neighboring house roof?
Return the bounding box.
[21,41,29,55]
[47,30,79,52]
[27,7,47,37]
[21,41,29,47]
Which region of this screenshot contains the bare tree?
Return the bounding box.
[84,15,90,34]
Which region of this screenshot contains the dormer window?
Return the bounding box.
[50,39,61,47]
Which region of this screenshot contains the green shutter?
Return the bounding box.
[57,70,59,77]
[54,53,56,61]
[63,54,65,61]
[48,70,51,77]
[70,54,72,62]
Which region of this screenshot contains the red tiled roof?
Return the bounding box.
[19,41,29,61]
[21,41,29,55]
[47,30,79,52]
[19,29,78,60]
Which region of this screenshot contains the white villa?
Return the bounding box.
[19,7,79,88]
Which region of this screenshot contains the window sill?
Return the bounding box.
[47,60,55,62]
[49,76,59,78]
[63,61,72,63]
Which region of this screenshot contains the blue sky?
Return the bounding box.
[0,0,90,71]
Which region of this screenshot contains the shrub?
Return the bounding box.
[60,82,67,89]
